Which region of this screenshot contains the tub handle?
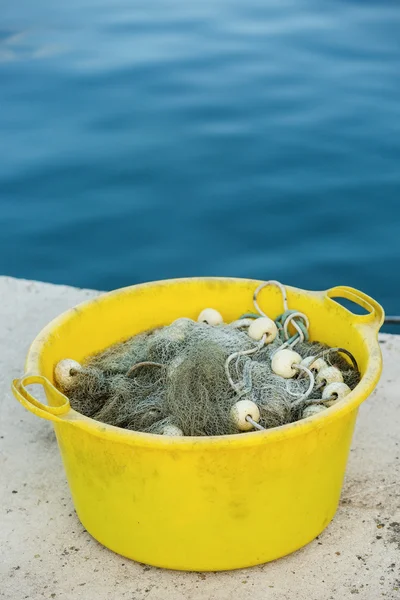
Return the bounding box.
[11,375,71,422]
[325,286,384,331]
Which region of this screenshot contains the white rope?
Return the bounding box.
[283,311,310,342]
[290,364,315,407]
[253,280,288,316]
[225,335,266,393]
[245,416,265,431]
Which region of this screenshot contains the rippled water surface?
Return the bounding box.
[1,0,400,323]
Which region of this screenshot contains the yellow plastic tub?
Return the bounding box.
[12,278,384,571]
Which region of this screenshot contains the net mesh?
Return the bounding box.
[59,317,361,436]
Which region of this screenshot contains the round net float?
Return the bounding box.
[316,366,344,387]
[322,382,352,406]
[197,308,223,326]
[271,349,302,378]
[230,399,261,431]
[301,356,328,373]
[302,404,327,419]
[162,424,184,436]
[248,317,278,343]
[54,359,82,390]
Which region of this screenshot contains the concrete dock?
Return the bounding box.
[1,276,399,600]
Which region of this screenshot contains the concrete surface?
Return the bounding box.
[1,276,399,600]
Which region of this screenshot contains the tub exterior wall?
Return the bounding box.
[54,407,358,570]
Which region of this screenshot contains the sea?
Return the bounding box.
[1,0,400,330]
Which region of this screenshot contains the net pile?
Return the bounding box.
[57,316,360,436]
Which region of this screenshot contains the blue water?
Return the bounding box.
[1,0,400,326]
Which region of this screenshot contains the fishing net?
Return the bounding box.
[57,315,361,437]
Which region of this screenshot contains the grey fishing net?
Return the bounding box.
[56,313,361,436]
